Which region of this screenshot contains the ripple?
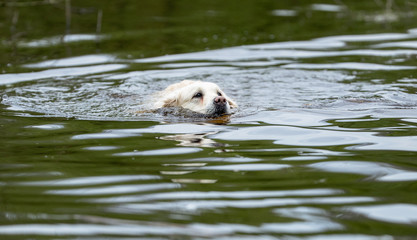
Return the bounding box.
[83,146,120,151]
[91,188,342,203]
[309,161,399,176]
[260,220,341,234]
[72,124,227,140]
[0,224,203,237]
[0,64,127,85]
[247,39,345,50]
[23,54,116,68]
[198,163,291,171]
[281,156,327,161]
[311,4,345,12]
[271,9,298,17]
[0,221,343,237]
[171,179,217,184]
[214,125,417,151]
[72,132,140,140]
[401,118,417,124]
[19,34,102,48]
[234,110,344,127]
[47,183,181,196]
[106,66,236,80]
[378,172,417,182]
[238,148,353,158]
[109,196,375,213]
[373,40,417,49]
[134,48,417,63]
[283,62,416,70]
[295,234,393,240]
[20,175,160,186]
[309,161,417,182]
[25,124,65,130]
[183,157,261,163]
[348,136,417,152]
[345,204,417,225]
[315,32,416,42]
[114,147,203,156]
[214,126,370,146]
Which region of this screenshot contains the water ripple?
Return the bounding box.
[23,54,116,68]
[345,204,417,225]
[90,188,342,203]
[193,163,291,171]
[0,64,127,85]
[114,147,203,156]
[109,196,375,213]
[19,175,160,186]
[283,62,416,70]
[1,23,417,240]
[47,183,181,196]
[214,125,417,151]
[309,161,417,182]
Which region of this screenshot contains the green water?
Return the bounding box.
[1,1,417,239]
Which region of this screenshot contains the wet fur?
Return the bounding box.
[153,80,237,116]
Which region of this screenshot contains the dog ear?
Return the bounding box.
[162,97,178,107]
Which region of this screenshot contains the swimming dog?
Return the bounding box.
[153,80,237,116]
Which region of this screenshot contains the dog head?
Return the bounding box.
[154,80,238,116]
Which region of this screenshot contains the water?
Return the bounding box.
[1,1,417,239]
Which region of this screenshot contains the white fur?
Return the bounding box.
[153,80,237,115]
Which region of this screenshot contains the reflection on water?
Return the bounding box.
[309,161,417,182]
[18,34,103,48]
[1,11,417,240]
[0,63,126,85]
[345,204,417,225]
[22,54,115,68]
[160,132,224,148]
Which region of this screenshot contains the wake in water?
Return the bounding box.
[0,69,352,120]
[1,29,417,120]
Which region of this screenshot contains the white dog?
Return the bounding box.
[153,80,237,116]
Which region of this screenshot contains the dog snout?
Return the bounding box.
[214,96,227,105]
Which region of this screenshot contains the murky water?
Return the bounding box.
[1,1,417,239]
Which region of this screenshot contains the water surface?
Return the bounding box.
[1,1,417,239]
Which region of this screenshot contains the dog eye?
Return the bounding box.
[217,92,222,96]
[193,92,203,98]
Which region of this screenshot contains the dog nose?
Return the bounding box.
[214,96,227,105]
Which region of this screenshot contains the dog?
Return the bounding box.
[153,80,237,116]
